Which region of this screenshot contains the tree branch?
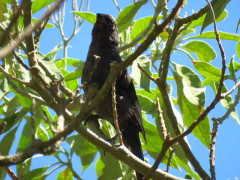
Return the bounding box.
[0,0,65,59]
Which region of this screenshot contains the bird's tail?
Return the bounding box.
[122,125,144,180]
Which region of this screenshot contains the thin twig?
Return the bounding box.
[209,118,219,180]
[219,87,240,124]
[13,51,30,70]
[0,65,29,85]
[166,148,175,172]
[111,80,123,145]
[156,98,167,139]
[137,63,156,82]
[4,166,20,180]
[221,81,240,98]
[0,0,26,47]
[113,0,121,11]
[0,0,65,59]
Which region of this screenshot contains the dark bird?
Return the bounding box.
[81,13,145,179]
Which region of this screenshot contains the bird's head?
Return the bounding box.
[92,13,118,48]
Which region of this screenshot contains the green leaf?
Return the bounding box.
[202,77,214,87]
[132,56,152,92]
[44,44,63,60]
[95,156,104,178]
[142,115,162,153]
[173,63,206,106]
[17,158,32,178]
[64,63,84,81]
[0,78,9,99]
[188,31,240,41]
[66,135,98,157]
[0,126,18,155]
[181,40,216,62]
[172,63,210,148]
[57,167,74,180]
[18,120,33,151]
[23,166,49,180]
[32,0,55,14]
[215,82,240,123]
[236,41,240,59]
[137,94,156,116]
[131,16,152,40]
[116,0,147,33]
[2,96,21,117]
[40,60,63,80]
[36,124,49,141]
[100,152,123,179]
[1,108,29,133]
[175,156,201,180]
[227,56,237,82]
[193,61,222,81]
[16,94,32,108]
[201,1,230,33]
[32,18,54,28]
[72,12,96,24]
[55,58,83,69]
[81,153,97,173]
[189,10,228,29]
[14,63,30,82]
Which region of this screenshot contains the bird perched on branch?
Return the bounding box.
[82,13,145,179]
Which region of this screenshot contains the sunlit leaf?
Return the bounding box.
[57,167,73,180]
[23,166,49,180]
[32,18,54,28]
[132,55,152,92]
[131,16,152,40]
[116,0,147,33]
[189,10,228,29]
[0,78,9,99]
[201,0,230,33]
[193,61,222,81]
[188,31,240,41]
[66,135,98,157]
[72,12,96,24]
[172,63,210,148]
[0,126,18,155]
[64,63,84,81]
[181,40,216,62]
[81,153,97,173]
[236,41,240,59]
[32,0,55,14]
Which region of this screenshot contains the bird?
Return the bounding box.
[81,13,145,179]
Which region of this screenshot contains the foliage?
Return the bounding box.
[0,0,239,179]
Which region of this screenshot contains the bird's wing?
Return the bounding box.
[116,69,145,135]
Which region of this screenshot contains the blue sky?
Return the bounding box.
[3,0,240,179]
